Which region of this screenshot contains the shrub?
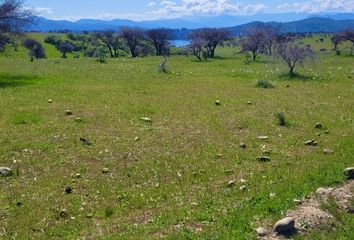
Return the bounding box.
[23,38,46,61]
[275,111,288,127]
[256,80,274,89]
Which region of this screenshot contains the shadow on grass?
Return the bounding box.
[0,73,39,88]
[278,72,314,81]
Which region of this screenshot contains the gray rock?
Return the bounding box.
[215,100,221,106]
[247,101,252,105]
[257,156,271,162]
[48,99,53,103]
[140,117,152,123]
[227,180,235,188]
[314,123,323,129]
[256,227,268,236]
[239,143,246,149]
[66,110,73,116]
[274,217,295,233]
[323,149,334,154]
[258,136,269,140]
[304,139,318,146]
[344,167,354,180]
[0,167,13,177]
[293,199,303,205]
[102,168,109,174]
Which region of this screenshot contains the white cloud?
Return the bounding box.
[277,0,354,13]
[147,1,156,7]
[31,7,53,16]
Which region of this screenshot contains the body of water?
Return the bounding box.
[170,40,190,47]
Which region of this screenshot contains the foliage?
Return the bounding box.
[23,38,45,61]
[256,79,274,88]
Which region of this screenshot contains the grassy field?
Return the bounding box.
[0,34,353,239]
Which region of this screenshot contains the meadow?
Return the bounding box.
[0,34,353,239]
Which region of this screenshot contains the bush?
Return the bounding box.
[256,80,274,89]
[275,111,288,127]
[23,38,46,61]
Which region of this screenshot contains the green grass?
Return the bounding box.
[0,35,353,239]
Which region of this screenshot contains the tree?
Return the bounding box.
[331,32,345,50]
[93,30,122,58]
[241,27,266,61]
[343,29,354,55]
[23,38,45,61]
[262,27,277,55]
[146,28,171,56]
[189,28,231,58]
[0,0,33,51]
[188,38,208,61]
[57,41,75,58]
[276,42,315,76]
[120,27,145,58]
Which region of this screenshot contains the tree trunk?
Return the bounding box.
[252,51,257,61]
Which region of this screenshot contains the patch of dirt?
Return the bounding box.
[260,180,354,239]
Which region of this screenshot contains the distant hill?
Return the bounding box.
[228,17,354,36]
[27,12,354,33]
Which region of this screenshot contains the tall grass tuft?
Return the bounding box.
[275,111,288,127]
[256,80,275,89]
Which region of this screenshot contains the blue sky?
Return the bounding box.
[26,0,354,21]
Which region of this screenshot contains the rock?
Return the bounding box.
[304,139,318,146]
[102,168,109,174]
[257,156,271,162]
[75,173,81,179]
[323,149,334,154]
[66,110,73,116]
[314,123,323,129]
[60,209,68,218]
[80,137,91,146]
[215,100,221,106]
[227,180,235,188]
[48,99,53,103]
[293,199,303,205]
[65,186,73,194]
[0,167,13,177]
[239,143,246,149]
[86,213,93,218]
[344,167,354,180]
[262,150,271,155]
[269,193,276,198]
[240,185,247,191]
[140,117,152,123]
[134,137,140,141]
[239,178,247,183]
[256,227,268,236]
[75,118,83,123]
[273,217,295,233]
[247,101,252,105]
[258,136,269,140]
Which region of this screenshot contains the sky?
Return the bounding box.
[26,0,354,21]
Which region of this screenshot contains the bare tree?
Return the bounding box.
[120,27,145,58]
[146,28,171,56]
[23,38,45,61]
[189,28,230,58]
[188,38,208,61]
[57,41,75,58]
[93,30,122,58]
[276,42,315,76]
[241,27,266,61]
[343,29,354,55]
[0,0,33,50]
[262,27,277,55]
[331,32,345,50]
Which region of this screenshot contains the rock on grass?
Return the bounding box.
[344,167,354,180]
[274,217,295,234]
[0,167,13,177]
[256,227,268,236]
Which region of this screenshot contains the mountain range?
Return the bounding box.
[27,13,354,38]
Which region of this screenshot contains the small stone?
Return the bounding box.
[239,143,246,149]
[269,193,276,198]
[343,167,354,180]
[134,137,140,141]
[75,118,83,123]
[239,178,247,183]
[102,168,109,174]
[324,130,330,134]
[227,180,235,188]
[304,139,318,146]
[256,227,268,236]
[247,101,252,105]
[262,150,271,155]
[140,117,152,123]
[257,156,271,162]
[80,137,91,146]
[216,153,223,158]
[316,132,321,136]
[293,199,302,205]
[60,209,68,218]
[258,136,269,140]
[240,185,247,191]
[16,201,23,207]
[66,110,73,116]
[314,123,323,129]
[215,100,221,106]
[273,217,295,233]
[48,99,53,103]
[75,173,81,179]
[65,186,73,194]
[0,167,13,177]
[323,149,334,154]
[86,213,93,218]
